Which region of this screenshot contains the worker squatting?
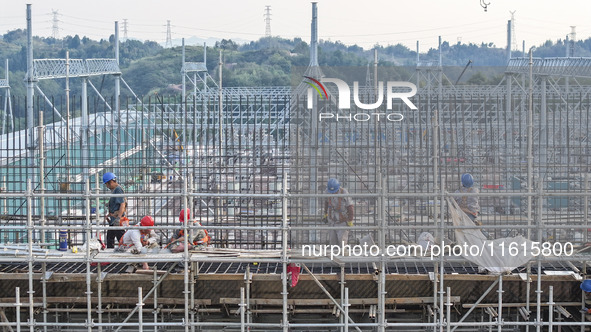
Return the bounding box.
[318,112,404,122]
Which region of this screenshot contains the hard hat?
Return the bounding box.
[327,178,340,194]
[581,280,591,292]
[179,208,191,222]
[461,173,474,188]
[140,215,155,227]
[103,172,117,184]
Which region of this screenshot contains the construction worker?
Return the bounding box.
[117,215,159,270]
[581,280,591,319]
[103,172,127,248]
[167,208,210,252]
[455,173,480,223]
[322,178,354,246]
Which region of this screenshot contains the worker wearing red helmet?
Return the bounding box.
[167,208,210,253]
[118,216,160,270]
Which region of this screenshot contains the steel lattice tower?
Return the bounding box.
[51,10,60,39]
[122,19,128,40]
[509,11,517,51]
[570,26,576,56]
[264,6,272,37]
[165,20,172,48]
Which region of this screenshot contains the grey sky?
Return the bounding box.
[2,0,589,51]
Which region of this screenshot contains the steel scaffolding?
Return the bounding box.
[2,3,591,331]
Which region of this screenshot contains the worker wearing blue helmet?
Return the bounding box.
[103,172,127,248]
[581,280,591,317]
[322,178,355,246]
[455,173,481,222]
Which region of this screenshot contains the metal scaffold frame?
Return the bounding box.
[3,3,591,331]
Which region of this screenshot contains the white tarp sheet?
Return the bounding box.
[447,198,534,274]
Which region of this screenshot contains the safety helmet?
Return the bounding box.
[179,208,191,222]
[140,215,155,227]
[103,172,117,184]
[581,280,591,292]
[327,178,340,194]
[461,173,474,188]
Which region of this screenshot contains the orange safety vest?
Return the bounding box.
[173,222,210,246]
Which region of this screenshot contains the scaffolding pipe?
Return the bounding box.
[182,177,189,332]
[15,287,21,332]
[26,180,34,332]
[451,279,499,332]
[153,266,158,332]
[25,5,35,199]
[281,170,289,332]
[497,274,503,332]
[549,286,554,331]
[114,21,121,170]
[97,263,103,332]
[240,287,245,332]
[113,262,178,332]
[536,177,544,332]
[446,287,451,332]
[301,264,363,332]
[84,179,92,332]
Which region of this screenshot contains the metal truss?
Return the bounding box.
[506,57,591,77]
[183,62,207,73]
[30,58,121,80]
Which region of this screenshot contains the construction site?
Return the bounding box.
[1,2,591,331]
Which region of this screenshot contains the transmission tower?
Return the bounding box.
[51,9,60,39]
[122,19,128,40]
[165,20,173,48]
[569,26,576,56]
[264,6,272,37]
[509,11,517,51]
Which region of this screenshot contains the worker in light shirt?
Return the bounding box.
[117,215,159,270]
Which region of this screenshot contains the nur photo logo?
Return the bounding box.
[303,75,418,122]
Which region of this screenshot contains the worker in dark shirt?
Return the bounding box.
[103,172,127,248]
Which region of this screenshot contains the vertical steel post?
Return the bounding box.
[497,274,503,332]
[309,3,318,67]
[26,180,34,332]
[38,112,48,332]
[281,171,289,332]
[182,39,186,102]
[527,48,534,241]
[182,178,190,332]
[540,76,547,179]
[507,20,512,64]
[26,5,36,200]
[446,287,451,332]
[585,174,589,244]
[16,287,21,332]
[138,287,144,332]
[153,266,158,332]
[114,21,121,170]
[97,263,103,332]
[535,177,544,332]
[240,287,245,332]
[549,286,554,331]
[81,77,89,181]
[84,179,92,332]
